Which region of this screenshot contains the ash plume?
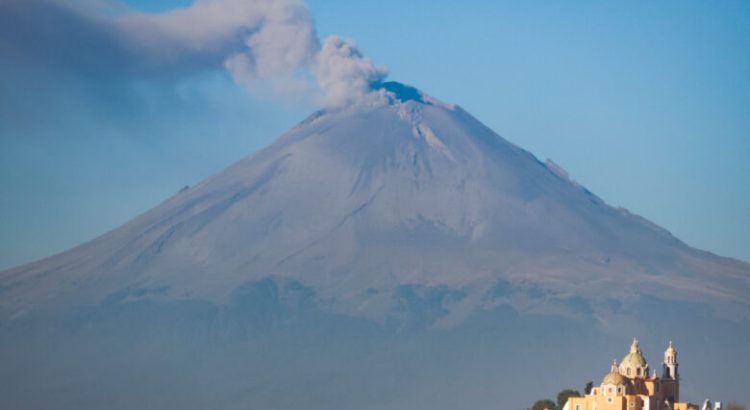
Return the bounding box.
[0,0,389,107]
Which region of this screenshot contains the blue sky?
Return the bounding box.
[1,0,748,269]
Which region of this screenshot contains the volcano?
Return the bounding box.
[1,83,749,409]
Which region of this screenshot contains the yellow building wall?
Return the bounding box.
[566,394,630,410]
[567,394,698,410]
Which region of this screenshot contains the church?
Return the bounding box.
[563,339,714,410]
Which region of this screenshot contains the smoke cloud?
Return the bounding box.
[0,0,389,107]
[313,36,389,107]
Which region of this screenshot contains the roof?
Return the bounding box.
[621,338,648,368]
[603,371,627,386]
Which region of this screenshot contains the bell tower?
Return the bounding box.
[662,340,678,380]
[661,340,680,404]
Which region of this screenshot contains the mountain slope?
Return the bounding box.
[2,82,750,409]
[2,82,748,322]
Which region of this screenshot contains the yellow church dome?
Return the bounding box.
[602,360,627,385]
[621,351,647,367]
[603,371,627,385]
[620,338,648,367]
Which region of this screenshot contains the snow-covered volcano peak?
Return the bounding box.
[376,81,427,104]
[2,79,749,410]
[1,81,749,322]
[300,81,457,134]
[373,81,457,110]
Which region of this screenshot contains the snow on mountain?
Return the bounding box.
[2,81,748,322]
[2,82,750,410]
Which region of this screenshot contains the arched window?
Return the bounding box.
[637,368,641,376]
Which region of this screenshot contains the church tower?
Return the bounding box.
[662,340,679,380]
[661,341,680,404]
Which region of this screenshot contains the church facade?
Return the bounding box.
[563,339,710,410]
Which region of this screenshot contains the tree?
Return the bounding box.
[727,403,746,410]
[531,399,556,410]
[557,389,581,409]
[584,381,594,395]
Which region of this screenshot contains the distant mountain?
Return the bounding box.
[1,82,748,409]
